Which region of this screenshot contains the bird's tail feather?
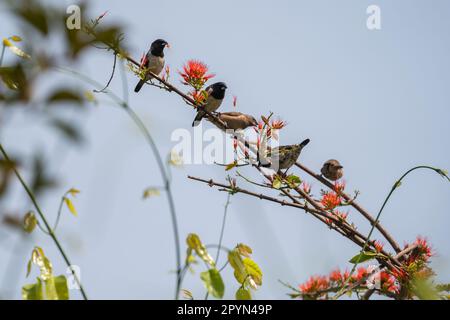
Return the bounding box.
[134,80,145,93]
[300,138,310,148]
[192,111,205,127]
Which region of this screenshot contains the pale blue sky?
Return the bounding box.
[1,0,449,299]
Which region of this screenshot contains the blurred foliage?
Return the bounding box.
[22,247,69,300]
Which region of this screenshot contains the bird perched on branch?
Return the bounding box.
[212,112,258,131]
[261,139,310,172]
[134,39,169,92]
[321,159,344,181]
[192,82,227,126]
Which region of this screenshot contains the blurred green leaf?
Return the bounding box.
[44,275,69,300]
[64,198,77,216]
[49,118,83,144]
[272,178,282,189]
[200,269,225,299]
[12,0,49,35]
[22,278,43,300]
[46,89,83,105]
[143,187,161,199]
[0,65,27,91]
[186,233,215,267]
[23,211,37,233]
[236,287,251,300]
[236,243,252,258]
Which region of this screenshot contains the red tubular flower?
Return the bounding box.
[179,60,214,89]
[321,192,341,210]
[299,275,329,294]
[414,236,432,260]
[190,90,207,105]
[333,180,346,193]
[301,181,311,194]
[352,267,369,282]
[233,138,238,150]
[374,240,384,253]
[329,269,344,283]
[380,272,398,294]
[232,96,237,107]
[271,119,286,130]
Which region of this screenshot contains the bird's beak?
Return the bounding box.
[337,165,344,169]
[166,43,171,49]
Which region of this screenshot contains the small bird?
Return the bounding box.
[262,139,310,172]
[134,39,169,93]
[213,112,258,131]
[192,82,227,126]
[321,159,344,181]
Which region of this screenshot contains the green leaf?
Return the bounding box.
[22,278,43,300]
[186,233,215,267]
[200,269,225,299]
[64,198,77,216]
[50,119,83,144]
[26,259,32,277]
[236,287,252,300]
[286,174,301,185]
[23,211,37,233]
[349,251,378,264]
[44,275,69,300]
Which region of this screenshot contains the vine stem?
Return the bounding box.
[55,66,182,300]
[333,165,449,300]
[205,192,232,300]
[0,143,88,300]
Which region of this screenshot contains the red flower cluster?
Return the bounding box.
[404,236,433,266]
[321,192,341,210]
[190,90,207,105]
[299,275,329,294]
[321,181,346,211]
[374,240,384,253]
[299,266,399,298]
[139,51,149,69]
[179,60,214,90]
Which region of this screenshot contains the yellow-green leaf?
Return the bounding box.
[243,258,263,286]
[200,269,225,299]
[228,250,246,284]
[68,188,80,197]
[10,35,22,42]
[23,211,37,233]
[181,289,194,300]
[168,150,183,167]
[64,198,77,216]
[236,287,252,300]
[186,233,215,267]
[2,38,31,59]
[22,278,43,300]
[44,275,69,300]
[225,161,237,171]
[272,178,282,189]
[143,187,161,199]
[31,247,53,280]
[237,243,252,257]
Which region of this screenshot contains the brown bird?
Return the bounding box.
[213,112,258,131]
[321,159,344,181]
